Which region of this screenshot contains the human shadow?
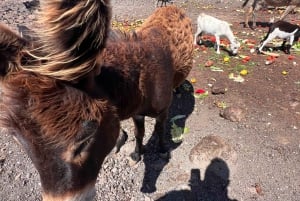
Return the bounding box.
[156,158,238,201]
[140,80,195,193]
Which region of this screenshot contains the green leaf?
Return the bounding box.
[170,122,188,143]
[170,115,186,123]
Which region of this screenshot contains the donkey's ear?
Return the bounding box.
[0,23,28,51]
[63,120,99,164]
[0,23,28,75]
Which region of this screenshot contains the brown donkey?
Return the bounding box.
[0,0,116,200]
[93,6,194,162]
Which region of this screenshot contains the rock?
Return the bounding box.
[220,106,245,122]
[189,135,237,178]
[0,155,5,166]
[211,83,228,95]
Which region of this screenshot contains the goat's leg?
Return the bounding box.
[194,28,203,45]
[130,115,145,162]
[280,38,287,52]
[215,35,221,54]
[252,8,257,28]
[286,36,295,54]
[244,6,253,28]
[154,110,170,159]
[280,5,296,20]
[258,33,276,52]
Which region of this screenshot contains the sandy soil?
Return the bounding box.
[0,0,300,201]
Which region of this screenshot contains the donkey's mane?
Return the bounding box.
[0,71,114,147]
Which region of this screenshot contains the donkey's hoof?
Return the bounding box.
[130,152,141,162]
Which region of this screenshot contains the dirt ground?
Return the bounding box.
[0,0,300,201]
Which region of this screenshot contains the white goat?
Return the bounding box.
[258,20,300,54]
[194,13,240,55]
[243,0,299,28]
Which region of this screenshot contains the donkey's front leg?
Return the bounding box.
[130,115,145,162]
[154,110,170,159]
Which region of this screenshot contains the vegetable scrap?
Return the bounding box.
[229,73,245,82]
[170,115,186,123]
[195,89,206,94]
[194,91,209,99]
[223,56,230,62]
[250,48,255,53]
[215,101,227,109]
[190,78,197,83]
[210,66,224,72]
[261,51,280,57]
[205,60,214,67]
[240,69,248,76]
[264,54,279,65]
[202,35,216,43]
[170,115,189,143]
[112,19,144,31]
[240,55,251,63]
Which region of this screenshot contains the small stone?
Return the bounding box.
[220,106,245,122]
[211,85,227,95]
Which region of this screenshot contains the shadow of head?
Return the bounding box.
[155,158,237,201]
[202,158,230,189]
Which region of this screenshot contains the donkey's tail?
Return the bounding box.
[21,0,112,82]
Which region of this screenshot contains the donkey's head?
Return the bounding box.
[16,120,101,201]
[21,119,119,201]
[0,78,119,201]
[1,72,120,201]
[0,0,116,199]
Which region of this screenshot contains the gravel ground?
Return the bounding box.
[1,0,300,201]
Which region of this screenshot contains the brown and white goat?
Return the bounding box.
[243,0,299,28]
[0,0,115,200]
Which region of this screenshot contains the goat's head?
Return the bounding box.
[230,41,240,56]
